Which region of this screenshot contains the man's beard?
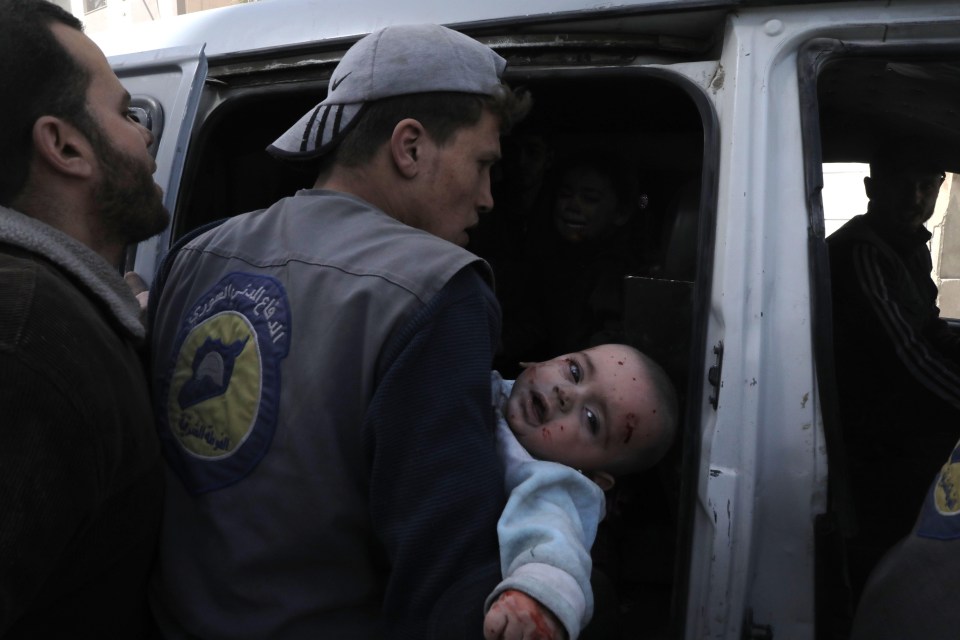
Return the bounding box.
[90,128,170,247]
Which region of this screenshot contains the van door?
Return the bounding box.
[109,45,208,283]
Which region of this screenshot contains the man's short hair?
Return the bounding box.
[331,86,531,168]
[0,0,96,206]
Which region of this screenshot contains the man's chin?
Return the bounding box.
[126,203,171,244]
[146,208,171,239]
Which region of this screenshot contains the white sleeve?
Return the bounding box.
[487,421,605,640]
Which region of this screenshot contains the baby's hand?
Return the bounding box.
[483,589,568,640]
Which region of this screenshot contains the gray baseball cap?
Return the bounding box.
[267,24,507,161]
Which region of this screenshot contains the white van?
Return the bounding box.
[94,1,960,637]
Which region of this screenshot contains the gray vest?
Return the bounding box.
[150,190,490,638]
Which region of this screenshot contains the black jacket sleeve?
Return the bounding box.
[0,351,99,631]
[364,265,506,640]
[850,241,960,410]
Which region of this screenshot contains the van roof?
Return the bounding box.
[89,0,801,59]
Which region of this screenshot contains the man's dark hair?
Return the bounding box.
[0,0,96,206]
[330,86,531,169]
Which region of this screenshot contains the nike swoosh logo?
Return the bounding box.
[331,71,351,92]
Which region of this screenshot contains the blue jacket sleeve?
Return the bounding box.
[364,265,506,640]
[486,421,603,640]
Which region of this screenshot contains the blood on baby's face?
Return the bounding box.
[504,344,661,472]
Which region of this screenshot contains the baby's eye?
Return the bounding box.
[126,109,141,124]
[568,359,582,383]
[585,408,599,435]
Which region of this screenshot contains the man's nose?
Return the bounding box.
[478,178,494,214]
[137,121,154,149]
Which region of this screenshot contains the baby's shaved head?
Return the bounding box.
[605,346,678,476]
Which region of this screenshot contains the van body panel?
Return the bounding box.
[93,0,741,59]
[696,4,960,638]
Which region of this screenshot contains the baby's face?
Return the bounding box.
[552,165,622,243]
[504,344,661,472]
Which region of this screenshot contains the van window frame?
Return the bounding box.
[799,35,960,636]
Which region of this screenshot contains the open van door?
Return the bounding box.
[109,44,208,284]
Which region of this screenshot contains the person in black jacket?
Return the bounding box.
[0,0,170,636]
[828,147,960,601]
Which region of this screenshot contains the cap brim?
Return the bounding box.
[267,102,365,161]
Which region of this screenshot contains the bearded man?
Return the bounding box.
[0,0,169,635]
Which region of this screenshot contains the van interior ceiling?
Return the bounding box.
[173,58,707,639]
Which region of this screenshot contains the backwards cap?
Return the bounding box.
[267,23,507,161]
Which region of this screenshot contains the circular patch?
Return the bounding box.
[158,272,291,494]
[168,311,261,460]
[917,439,960,540]
[935,457,960,516]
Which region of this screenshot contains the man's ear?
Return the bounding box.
[863,175,874,200]
[587,470,616,492]
[390,118,427,179]
[32,115,94,179]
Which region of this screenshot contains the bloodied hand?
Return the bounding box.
[484,589,568,640]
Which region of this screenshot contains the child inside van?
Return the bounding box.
[485,343,678,640]
[496,155,649,377]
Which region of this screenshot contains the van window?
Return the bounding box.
[822,162,868,236]
[928,172,960,319]
[167,34,716,638]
